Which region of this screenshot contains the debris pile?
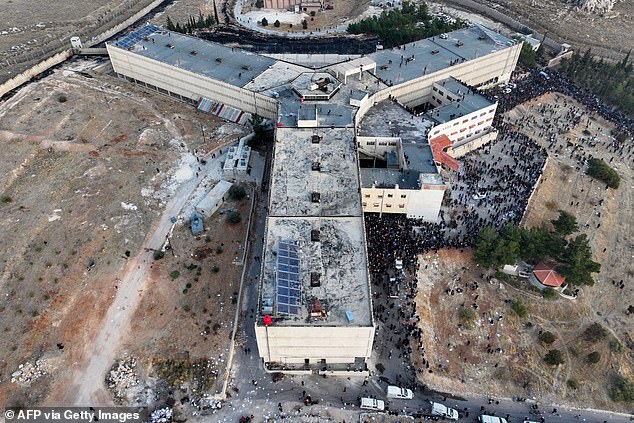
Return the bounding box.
[150,407,172,423]
[106,356,141,403]
[570,0,618,14]
[11,359,49,386]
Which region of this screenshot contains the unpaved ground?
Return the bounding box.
[413,92,633,411]
[0,58,247,406]
[437,0,633,61]
[0,0,156,84]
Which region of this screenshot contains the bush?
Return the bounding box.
[0,195,12,203]
[586,158,620,189]
[227,211,242,224]
[261,17,268,27]
[542,287,556,299]
[458,307,476,328]
[511,299,528,318]
[583,322,607,343]
[375,363,385,374]
[170,270,181,280]
[274,19,280,27]
[544,349,565,366]
[567,379,579,390]
[216,246,224,254]
[153,250,165,260]
[609,339,623,353]
[228,184,247,201]
[538,331,557,345]
[609,375,634,402]
[182,304,191,312]
[212,265,220,273]
[586,351,601,364]
[57,94,67,103]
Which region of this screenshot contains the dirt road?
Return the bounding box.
[54,142,234,406]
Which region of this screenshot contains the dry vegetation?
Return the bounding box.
[413,93,633,411]
[0,58,248,406]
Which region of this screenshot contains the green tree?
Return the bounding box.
[551,210,578,236]
[544,349,565,366]
[609,375,634,402]
[227,211,242,224]
[519,41,537,67]
[543,287,556,299]
[586,158,620,188]
[583,322,607,343]
[228,184,247,201]
[538,331,557,344]
[559,234,600,286]
[274,20,281,28]
[474,226,500,267]
[166,15,176,31]
[255,0,264,7]
[586,351,601,364]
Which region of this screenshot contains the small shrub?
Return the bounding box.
[586,158,620,189]
[544,349,565,366]
[227,211,241,224]
[583,322,607,343]
[212,265,220,273]
[124,250,131,257]
[538,331,557,344]
[375,363,385,374]
[0,195,12,203]
[57,94,67,103]
[182,304,191,312]
[567,379,579,390]
[609,375,634,402]
[458,307,476,328]
[261,17,268,26]
[542,287,556,299]
[185,283,192,289]
[511,299,528,318]
[212,322,221,332]
[587,351,601,364]
[153,250,165,260]
[273,19,280,27]
[228,184,247,200]
[216,246,224,254]
[186,263,198,271]
[170,270,181,280]
[609,339,623,353]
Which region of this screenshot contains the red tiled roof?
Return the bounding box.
[430,135,460,171]
[533,262,566,287]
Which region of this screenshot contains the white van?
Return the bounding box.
[430,401,459,420]
[360,397,385,411]
[478,415,508,423]
[386,385,414,399]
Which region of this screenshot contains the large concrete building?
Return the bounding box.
[106,23,521,370]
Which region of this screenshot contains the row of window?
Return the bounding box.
[363,203,406,208]
[364,141,398,146]
[364,193,407,199]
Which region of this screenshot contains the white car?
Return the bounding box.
[360,397,385,411]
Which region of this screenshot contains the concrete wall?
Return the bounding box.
[451,129,498,157]
[357,136,400,159]
[255,324,375,364]
[0,50,73,99]
[107,45,279,119]
[362,184,445,221]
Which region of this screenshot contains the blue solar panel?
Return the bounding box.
[116,25,160,49]
[276,239,302,316]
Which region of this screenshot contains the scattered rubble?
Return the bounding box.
[11,359,50,386]
[150,407,173,423]
[569,0,619,13]
[106,356,141,403]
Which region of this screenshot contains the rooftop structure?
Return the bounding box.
[269,128,361,216]
[532,262,566,288]
[114,28,276,88]
[259,216,372,326]
[425,77,495,124]
[291,72,342,101]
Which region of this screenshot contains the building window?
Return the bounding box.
[399,204,405,208]
[373,203,380,207]
[362,202,367,207]
[364,194,370,198]
[385,204,392,208]
[400,194,406,199]
[367,141,375,145]
[387,194,393,198]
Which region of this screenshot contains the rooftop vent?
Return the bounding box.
[241,65,250,70]
[431,49,440,55]
[311,135,321,144]
[310,273,321,287]
[311,192,320,203]
[311,162,321,171]
[215,57,222,63]
[309,298,327,318]
[166,43,174,49]
[190,50,198,55]
[455,40,464,47]
[311,229,320,242]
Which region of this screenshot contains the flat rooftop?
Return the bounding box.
[269,127,362,216]
[111,26,276,88]
[426,77,495,123]
[259,216,372,326]
[369,25,515,86]
[357,99,435,141]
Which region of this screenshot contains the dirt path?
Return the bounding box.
[51,140,234,406]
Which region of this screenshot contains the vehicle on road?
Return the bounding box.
[395,258,403,270]
[428,401,459,420]
[360,397,385,411]
[478,415,508,423]
[386,385,414,399]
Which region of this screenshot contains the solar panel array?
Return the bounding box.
[276,240,302,316]
[116,25,160,49]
